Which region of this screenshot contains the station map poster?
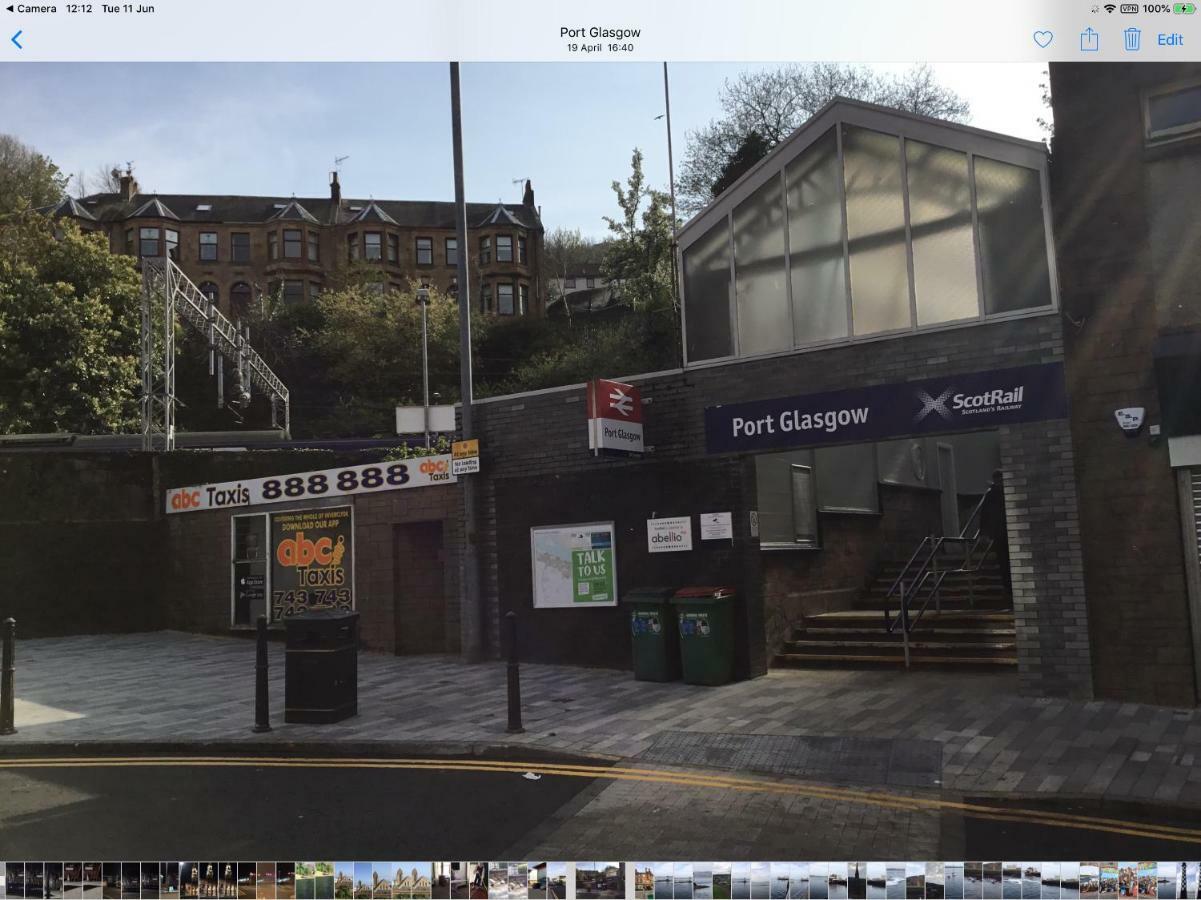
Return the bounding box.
[530,522,618,608]
[270,506,354,618]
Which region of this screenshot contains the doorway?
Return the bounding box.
[392,520,446,654]
[937,442,961,537]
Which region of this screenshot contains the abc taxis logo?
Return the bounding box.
[419,458,452,482]
[170,489,203,511]
[276,531,347,586]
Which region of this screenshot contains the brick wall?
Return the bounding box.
[471,313,1092,695]
[1051,62,1199,706]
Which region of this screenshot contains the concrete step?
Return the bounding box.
[773,652,1018,669]
[802,609,1014,628]
[791,627,1016,643]
[781,639,1017,656]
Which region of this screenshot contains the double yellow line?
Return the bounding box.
[3,755,1200,845]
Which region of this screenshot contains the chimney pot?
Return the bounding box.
[330,171,341,205]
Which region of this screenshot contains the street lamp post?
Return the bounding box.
[416,285,431,449]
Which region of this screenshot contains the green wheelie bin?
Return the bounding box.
[671,586,736,685]
[622,586,681,681]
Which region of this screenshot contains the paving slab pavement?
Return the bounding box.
[6,631,1201,811]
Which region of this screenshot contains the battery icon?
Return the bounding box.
[1174,2,1196,12]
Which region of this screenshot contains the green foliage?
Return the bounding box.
[602,148,677,313]
[711,130,772,197]
[0,134,67,221]
[0,215,141,433]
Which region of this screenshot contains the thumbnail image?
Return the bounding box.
[945,864,964,900]
[104,864,122,900]
[220,864,239,900]
[868,863,887,900]
[677,862,695,899]
[1138,864,1157,898]
[983,865,1002,900]
[1061,865,1079,900]
[314,867,334,900]
[525,864,545,900]
[66,864,84,900]
[712,863,732,900]
[1118,865,1137,898]
[575,863,623,900]
[927,865,945,900]
[119,864,139,899]
[1100,865,1118,900]
[811,865,829,900]
[905,864,924,900]
[430,863,453,900]
[654,862,675,899]
[506,864,527,900]
[486,863,507,900]
[1080,866,1100,899]
[48,863,66,899]
[180,866,199,900]
[140,864,159,900]
[695,864,714,900]
[632,864,653,900]
[1185,864,1200,900]
[829,864,848,900]
[256,865,275,900]
[276,865,295,900]
[772,863,793,900]
[334,863,353,900]
[1044,864,1061,900]
[394,864,429,900]
[354,863,374,900]
[294,862,315,900]
[0,865,7,900]
[162,865,180,898]
[1022,865,1041,900]
[1003,866,1022,900]
[790,863,809,900]
[372,864,393,900]
[963,865,983,900]
[84,866,104,900]
[200,865,220,900]
[1160,865,1180,900]
[30,865,47,899]
[236,865,256,900]
[545,866,566,900]
[887,866,906,900]
[848,863,866,900]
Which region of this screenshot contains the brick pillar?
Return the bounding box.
[999,420,1093,699]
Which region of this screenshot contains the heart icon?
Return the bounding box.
[1033,30,1054,48]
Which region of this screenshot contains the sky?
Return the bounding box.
[0,61,1047,240]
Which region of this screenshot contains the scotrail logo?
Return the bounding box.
[914,387,955,423]
[914,383,1026,423]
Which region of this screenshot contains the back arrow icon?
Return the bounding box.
[11,29,21,49]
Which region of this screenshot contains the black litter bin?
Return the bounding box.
[284,609,358,723]
[671,586,736,685]
[622,586,681,681]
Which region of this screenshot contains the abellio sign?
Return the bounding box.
[704,362,1069,454]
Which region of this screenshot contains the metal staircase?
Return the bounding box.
[140,258,290,450]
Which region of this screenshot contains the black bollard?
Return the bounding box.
[1,618,15,736]
[505,611,524,734]
[253,615,272,733]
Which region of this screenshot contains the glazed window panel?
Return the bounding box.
[842,125,912,335]
[733,174,791,356]
[785,127,848,346]
[387,234,399,263]
[905,140,980,325]
[139,227,160,257]
[283,229,303,259]
[496,235,513,262]
[754,449,817,548]
[307,232,319,262]
[416,237,433,265]
[364,232,382,261]
[815,443,879,514]
[973,156,1053,315]
[682,217,733,362]
[231,233,250,262]
[497,283,515,315]
[446,238,458,266]
[199,232,218,262]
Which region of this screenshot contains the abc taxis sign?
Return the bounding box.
[166,455,457,514]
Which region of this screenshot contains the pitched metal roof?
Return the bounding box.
[478,203,525,227]
[267,199,319,224]
[350,201,398,225]
[48,196,97,221]
[129,196,180,220]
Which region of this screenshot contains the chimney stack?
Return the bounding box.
[330,171,342,205]
[119,168,139,202]
[522,179,535,207]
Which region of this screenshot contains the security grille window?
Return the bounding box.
[307,232,319,262]
[416,237,433,266]
[283,229,303,259]
[518,235,528,264]
[365,232,382,261]
[497,283,515,315]
[231,232,251,262]
[231,514,269,627]
[1145,81,1201,143]
[446,237,458,266]
[480,236,492,265]
[165,229,180,261]
[199,231,218,262]
[679,112,1056,366]
[139,227,160,257]
[519,284,529,315]
[387,234,399,263]
[268,232,279,261]
[496,235,513,262]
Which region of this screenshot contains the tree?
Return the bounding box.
[678,63,970,213]
[0,215,141,433]
[0,134,67,220]
[710,130,773,198]
[542,227,601,310]
[602,148,677,313]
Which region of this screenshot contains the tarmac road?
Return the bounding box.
[2,751,1200,859]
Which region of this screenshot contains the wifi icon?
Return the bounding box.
[1105,3,1117,10]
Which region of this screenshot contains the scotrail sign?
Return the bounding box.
[587,377,644,454]
[704,362,1069,454]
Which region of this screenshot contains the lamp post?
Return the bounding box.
[416,285,431,449]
